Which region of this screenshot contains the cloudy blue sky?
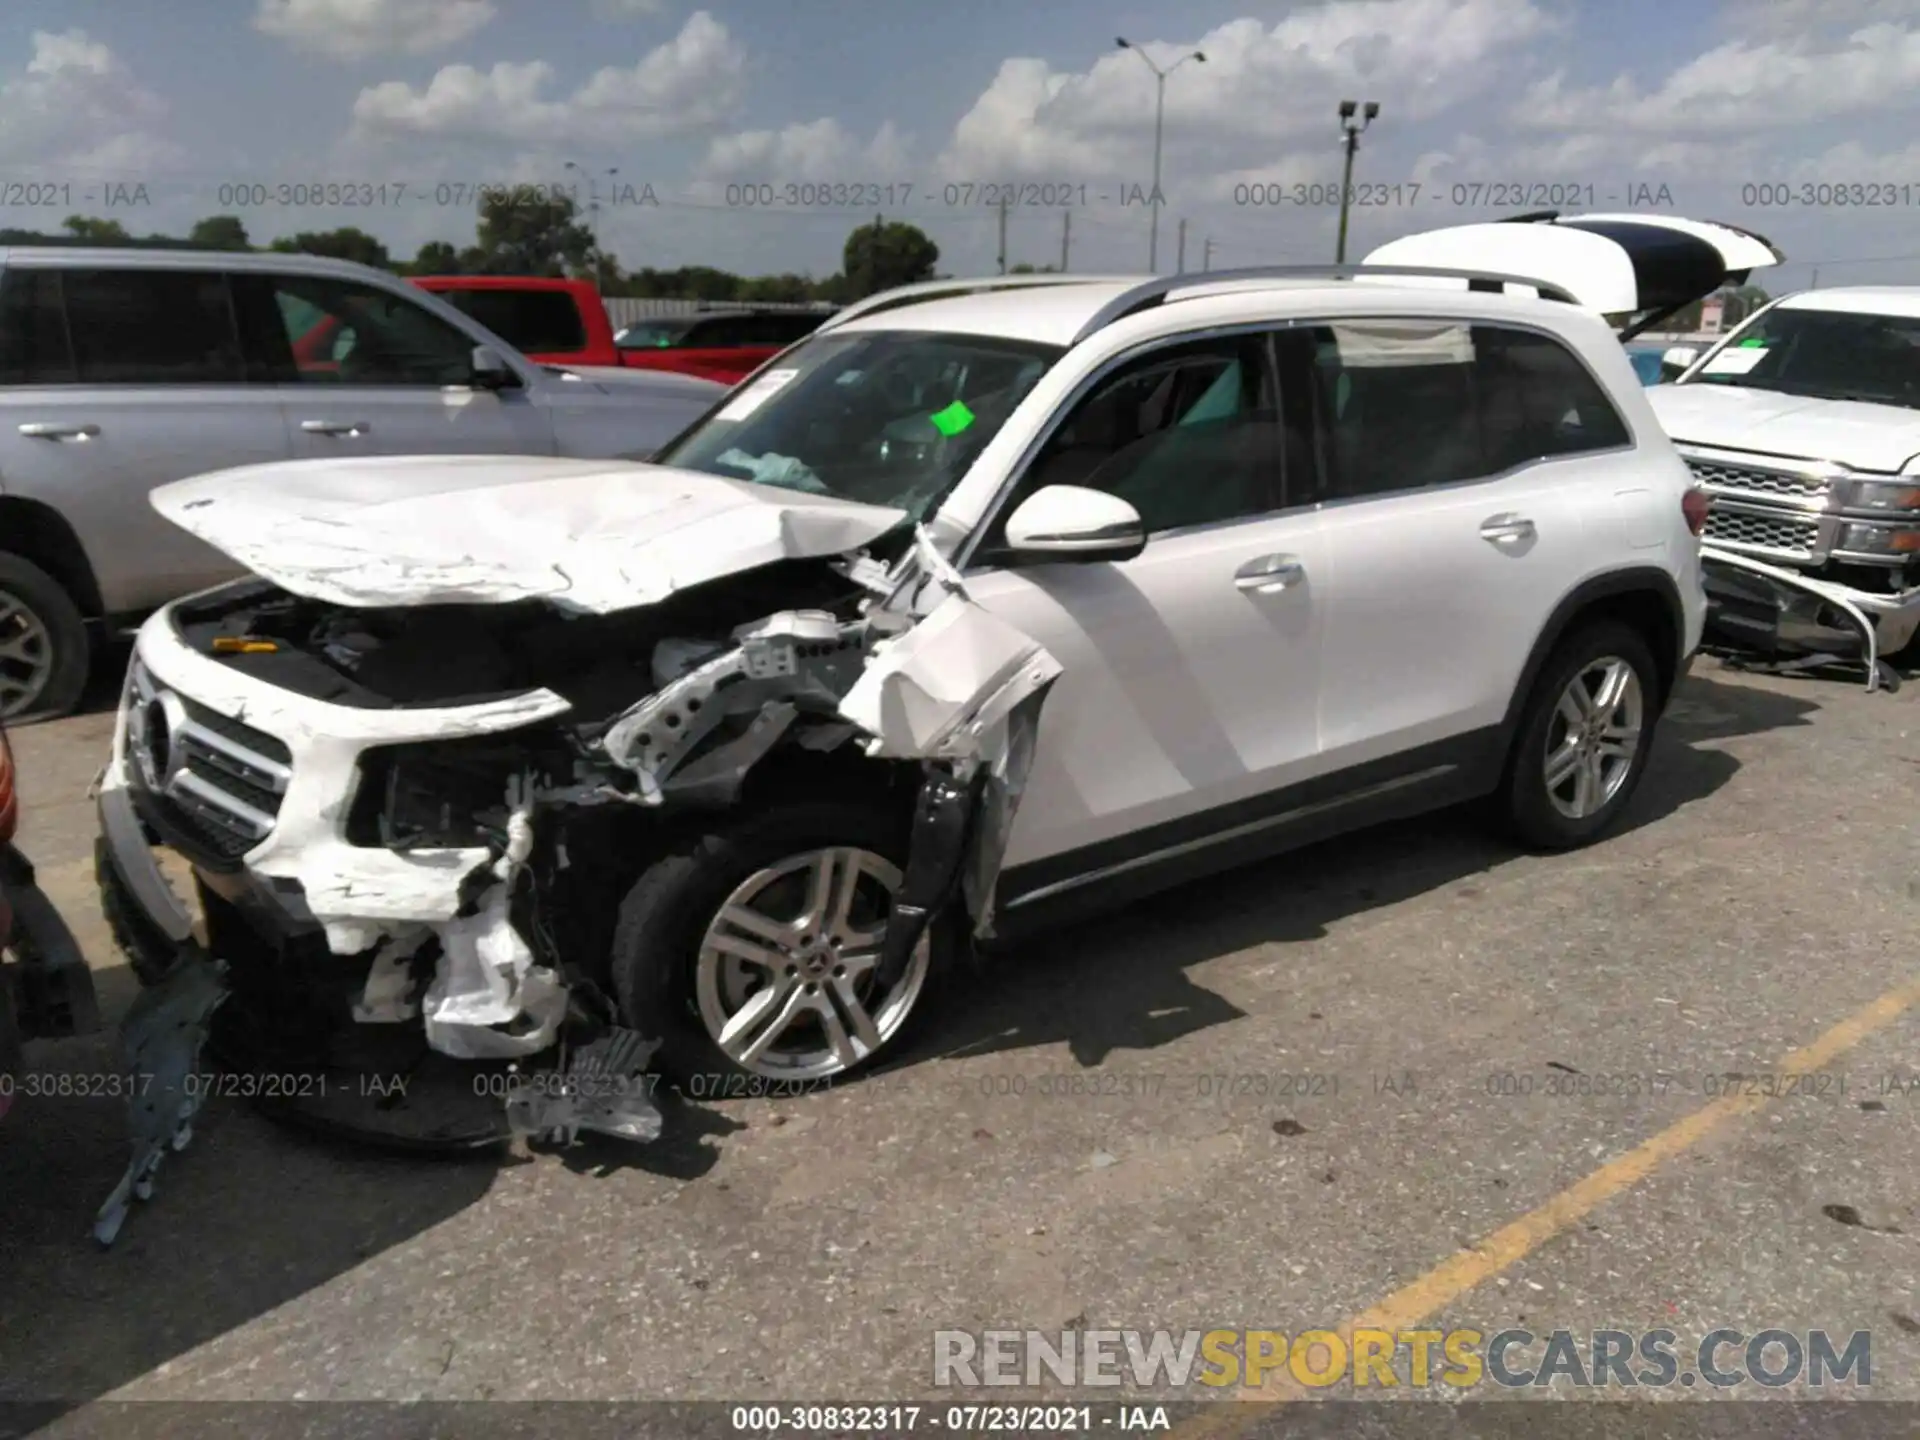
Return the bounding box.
[4,0,1920,291]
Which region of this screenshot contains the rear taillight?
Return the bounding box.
[1682,487,1711,537]
[0,726,16,845]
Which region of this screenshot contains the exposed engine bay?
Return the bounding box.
[97,524,1058,1239]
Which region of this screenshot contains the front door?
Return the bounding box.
[959,330,1328,881]
[243,272,555,459]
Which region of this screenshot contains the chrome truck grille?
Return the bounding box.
[1700,507,1821,561]
[126,660,291,862]
[1682,458,1833,504]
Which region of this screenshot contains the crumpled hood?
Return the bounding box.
[151,454,908,612]
[1649,383,1920,473]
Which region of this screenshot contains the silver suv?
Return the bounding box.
[0,247,725,720]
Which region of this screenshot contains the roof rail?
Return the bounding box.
[1067,264,1583,347]
[818,274,1137,333]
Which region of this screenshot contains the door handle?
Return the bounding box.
[301,419,371,437]
[18,422,100,440]
[1479,513,1536,545]
[1234,553,1306,594]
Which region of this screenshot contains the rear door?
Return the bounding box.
[669,314,767,383]
[241,271,556,459]
[1294,318,1638,772]
[0,264,294,612]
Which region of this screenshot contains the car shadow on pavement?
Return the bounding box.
[0,956,735,1414]
[923,669,1819,1072]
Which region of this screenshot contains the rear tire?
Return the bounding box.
[1499,621,1661,851]
[610,798,952,1087]
[0,553,89,723]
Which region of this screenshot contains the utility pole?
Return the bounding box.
[1060,209,1071,272]
[1176,218,1187,272]
[1116,38,1206,273]
[997,194,1008,274]
[1203,236,1214,271]
[1333,100,1380,264]
[1810,266,1820,289]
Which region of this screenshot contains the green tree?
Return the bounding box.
[408,239,463,275]
[187,215,251,250]
[472,190,595,275]
[842,220,938,299]
[62,215,132,243]
[270,227,393,269]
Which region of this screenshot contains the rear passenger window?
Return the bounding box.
[1306,320,1630,500]
[0,269,75,384]
[1473,324,1631,469]
[60,269,246,384]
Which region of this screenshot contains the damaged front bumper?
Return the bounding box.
[1699,544,1920,692]
[92,530,1060,1167]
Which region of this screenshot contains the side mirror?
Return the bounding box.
[1662,346,1700,374]
[470,345,518,390]
[1002,485,1146,564]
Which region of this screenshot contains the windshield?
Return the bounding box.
[1680,307,1920,409]
[651,329,1063,520]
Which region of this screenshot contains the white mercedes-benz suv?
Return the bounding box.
[95,221,1732,1136]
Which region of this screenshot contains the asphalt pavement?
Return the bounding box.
[2,652,1917,1420]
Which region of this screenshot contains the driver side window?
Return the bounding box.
[267,275,477,386]
[997,334,1286,543]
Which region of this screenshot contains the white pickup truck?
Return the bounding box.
[1650,290,1920,679]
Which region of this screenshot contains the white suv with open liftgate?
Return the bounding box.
[94,218,1741,1144]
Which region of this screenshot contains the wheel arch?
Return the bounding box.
[0,496,105,618]
[1500,566,1686,742]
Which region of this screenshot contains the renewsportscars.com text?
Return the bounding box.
[932,1327,1872,1390]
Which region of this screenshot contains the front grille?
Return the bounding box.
[1702,508,1821,559]
[127,661,292,863]
[1684,458,1831,503]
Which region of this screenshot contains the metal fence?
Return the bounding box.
[602,297,838,327]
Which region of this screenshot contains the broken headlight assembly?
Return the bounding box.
[347,735,548,849]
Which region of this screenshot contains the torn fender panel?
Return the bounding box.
[151,455,910,613]
[837,591,1064,762]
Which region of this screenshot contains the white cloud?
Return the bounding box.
[252,0,496,60]
[591,0,669,18]
[698,118,912,181]
[1519,22,1920,135]
[0,30,183,177]
[350,10,746,143]
[938,0,1557,183]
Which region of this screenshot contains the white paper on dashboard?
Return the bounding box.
[715,368,801,422]
[1700,347,1768,375]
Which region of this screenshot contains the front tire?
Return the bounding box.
[611,798,949,1086]
[1499,621,1661,851]
[0,553,89,723]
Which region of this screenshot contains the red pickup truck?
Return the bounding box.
[611,308,830,384]
[290,275,832,383]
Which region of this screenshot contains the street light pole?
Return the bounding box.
[1333,100,1379,264]
[564,160,619,277]
[1117,38,1205,273]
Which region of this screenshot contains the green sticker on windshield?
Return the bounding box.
[1739,337,1768,347]
[929,400,975,437]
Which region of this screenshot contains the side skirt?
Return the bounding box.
[988,727,1505,943]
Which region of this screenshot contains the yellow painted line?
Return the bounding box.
[1172,974,1920,1438]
